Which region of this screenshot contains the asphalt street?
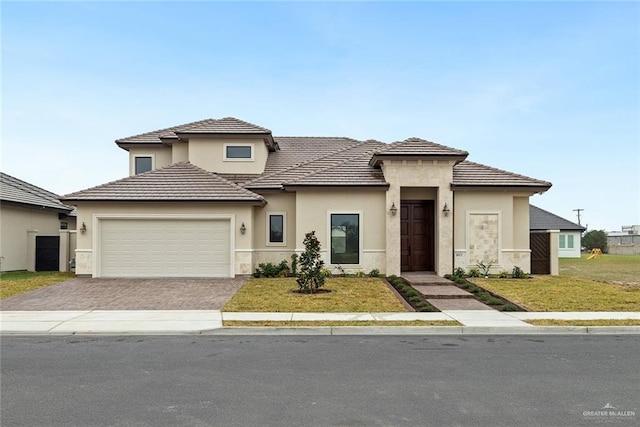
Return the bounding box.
[1,335,638,426]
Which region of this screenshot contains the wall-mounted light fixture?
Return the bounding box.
[240,222,246,234]
[442,203,450,217]
[80,222,87,234]
[390,202,398,216]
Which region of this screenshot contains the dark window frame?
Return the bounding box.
[330,213,360,265]
[134,156,153,174]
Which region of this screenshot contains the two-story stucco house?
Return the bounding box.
[61,117,551,278]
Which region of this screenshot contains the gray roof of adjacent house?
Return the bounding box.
[0,172,74,213]
[530,205,585,231]
[60,162,265,204]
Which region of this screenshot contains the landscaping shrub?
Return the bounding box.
[368,269,380,277]
[296,231,326,293]
[467,268,480,278]
[386,275,437,312]
[452,267,466,278]
[255,260,289,278]
[498,270,510,279]
[290,254,298,276]
[511,266,529,279]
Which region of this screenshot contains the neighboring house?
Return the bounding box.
[529,205,585,258]
[61,117,551,278]
[608,225,640,255]
[0,172,76,272]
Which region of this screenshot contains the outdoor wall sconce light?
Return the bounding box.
[80,222,87,234]
[240,222,246,234]
[442,203,450,217]
[390,202,398,216]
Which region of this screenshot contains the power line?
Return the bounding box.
[573,208,584,226]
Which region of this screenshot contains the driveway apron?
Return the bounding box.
[0,277,247,311]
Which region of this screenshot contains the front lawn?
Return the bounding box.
[0,271,75,299]
[473,276,640,311]
[222,277,408,312]
[560,255,640,285]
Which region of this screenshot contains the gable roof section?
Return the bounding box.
[530,205,585,231]
[0,172,73,213]
[246,140,386,190]
[370,137,468,167]
[452,161,552,190]
[116,117,272,145]
[60,162,265,204]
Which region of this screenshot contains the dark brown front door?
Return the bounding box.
[530,232,551,274]
[401,200,435,271]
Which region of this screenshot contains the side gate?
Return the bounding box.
[36,236,60,271]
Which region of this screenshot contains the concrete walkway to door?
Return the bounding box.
[0,277,247,311]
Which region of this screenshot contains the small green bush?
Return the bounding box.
[368,269,380,277]
[452,267,466,278]
[355,270,366,278]
[290,254,298,276]
[255,260,290,278]
[467,268,480,278]
[498,270,509,279]
[511,266,528,279]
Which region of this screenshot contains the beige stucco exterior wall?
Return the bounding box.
[252,192,297,267]
[0,205,63,271]
[171,142,189,163]
[382,160,455,276]
[295,189,387,274]
[72,202,254,277]
[128,147,172,175]
[453,191,531,273]
[187,138,269,174]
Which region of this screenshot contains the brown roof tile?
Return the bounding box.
[61,162,265,203]
[116,117,271,144]
[452,161,552,189]
[0,172,73,212]
[373,137,469,157]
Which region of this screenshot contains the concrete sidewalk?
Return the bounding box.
[2,310,640,335]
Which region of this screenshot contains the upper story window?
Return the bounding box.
[224,143,253,161]
[135,156,153,174]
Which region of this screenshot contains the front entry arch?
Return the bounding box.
[401,200,435,271]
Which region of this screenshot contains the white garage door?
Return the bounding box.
[99,219,231,278]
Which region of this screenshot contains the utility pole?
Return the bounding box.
[573,208,584,226]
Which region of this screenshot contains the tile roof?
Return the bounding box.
[61,162,265,204]
[530,205,585,231]
[246,140,385,189]
[452,161,552,189]
[0,172,73,212]
[371,137,468,161]
[116,117,271,144]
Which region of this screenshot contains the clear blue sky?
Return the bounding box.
[2,1,638,232]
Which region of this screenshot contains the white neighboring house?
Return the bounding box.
[530,205,585,258]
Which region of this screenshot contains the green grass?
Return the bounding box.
[222,277,409,312]
[559,254,640,285]
[224,320,460,327]
[473,276,640,311]
[0,271,75,299]
[527,319,640,326]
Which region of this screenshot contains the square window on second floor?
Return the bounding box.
[135,156,153,174]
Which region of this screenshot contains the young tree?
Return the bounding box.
[296,231,326,293]
[582,229,608,252]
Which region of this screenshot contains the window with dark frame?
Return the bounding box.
[135,156,152,174]
[330,213,359,264]
[269,214,284,244]
[226,145,252,159]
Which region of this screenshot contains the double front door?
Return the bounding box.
[401,200,435,272]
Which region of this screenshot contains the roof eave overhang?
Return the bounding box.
[115,142,166,151]
[0,199,74,214]
[370,154,468,167]
[451,184,552,194]
[60,198,266,206]
[282,183,390,191]
[174,132,277,152]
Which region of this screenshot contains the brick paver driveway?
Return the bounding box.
[0,277,247,310]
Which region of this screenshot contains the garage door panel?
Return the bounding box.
[99,219,231,278]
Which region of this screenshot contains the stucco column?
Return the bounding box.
[385,184,401,276]
[26,229,38,272]
[549,229,559,276]
[59,229,70,272]
[437,188,454,275]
